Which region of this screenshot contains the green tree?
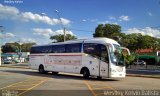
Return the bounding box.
[50,34,77,42]
[93,24,121,40]
[21,43,36,52]
[121,33,160,51]
[121,33,141,51]
[93,23,160,53]
[2,44,17,53]
[125,53,136,67]
[1,42,36,53]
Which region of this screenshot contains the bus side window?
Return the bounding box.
[66,43,81,53]
[41,46,52,53]
[84,43,100,58]
[157,52,160,56]
[30,46,42,53]
[52,45,65,53]
[30,47,35,53]
[100,44,109,63]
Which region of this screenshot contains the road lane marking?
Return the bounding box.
[0,78,31,90]
[83,80,124,96]
[93,86,112,90]
[95,92,105,96]
[92,82,123,96]
[11,84,37,86]
[18,78,49,96]
[83,80,97,96]
[0,77,50,96]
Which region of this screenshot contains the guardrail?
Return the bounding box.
[127,65,160,70]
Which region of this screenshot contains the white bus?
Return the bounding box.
[29,38,130,78]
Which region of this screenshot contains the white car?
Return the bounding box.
[3,59,12,64]
[134,60,146,65]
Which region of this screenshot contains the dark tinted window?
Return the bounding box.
[30,43,81,53]
[30,46,52,53]
[52,45,65,53]
[158,52,160,56]
[30,46,41,53]
[84,43,100,57]
[66,43,82,53]
[42,46,52,53]
[30,47,36,53]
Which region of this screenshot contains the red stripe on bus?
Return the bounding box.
[44,63,81,65]
[48,55,82,56]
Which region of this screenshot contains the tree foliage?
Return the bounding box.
[125,53,136,67]
[93,24,121,40]
[50,34,77,42]
[2,42,36,53]
[93,23,160,52]
[21,43,36,52]
[120,33,160,51]
[2,44,17,53]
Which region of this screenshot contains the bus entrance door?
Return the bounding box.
[99,61,109,78]
[99,44,109,78]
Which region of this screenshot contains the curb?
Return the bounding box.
[0,66,30,69]
[127,74,160,79]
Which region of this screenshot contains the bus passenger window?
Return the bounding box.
[66,43,81,53]
[84,43,100,58]
[52,45,65,53]
[41,46,52,53]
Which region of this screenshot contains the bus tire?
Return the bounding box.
[39,65,46,74]
[82,68,90,79]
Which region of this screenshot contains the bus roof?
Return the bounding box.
[32,37,119,47]
[82,38,119,45]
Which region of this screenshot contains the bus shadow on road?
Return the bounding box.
[51,73,119,81]
[2,70,120,81]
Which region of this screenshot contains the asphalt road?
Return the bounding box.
[0,67,160,96]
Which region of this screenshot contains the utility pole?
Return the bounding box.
[55,10,66,42]
[63,28,66,41]
[17,40,22,63]
[0,26,4,66]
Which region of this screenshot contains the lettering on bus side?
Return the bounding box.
[43,57,81,65]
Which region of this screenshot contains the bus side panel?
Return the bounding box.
[40,53,82,73]
[64,55,82,73]
[99,61,109,78]
[29,55,45,70]
[45,55,65,72]
[81,54,99,76]
[43,55,56,72]
[72,55,83,74]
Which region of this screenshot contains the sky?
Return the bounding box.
[0,0,160,44]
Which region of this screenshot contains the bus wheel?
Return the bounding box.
[83,69,90,79]
[39,65,46,74]
[52,72,58,75]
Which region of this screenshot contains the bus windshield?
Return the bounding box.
[110,45,130,66]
